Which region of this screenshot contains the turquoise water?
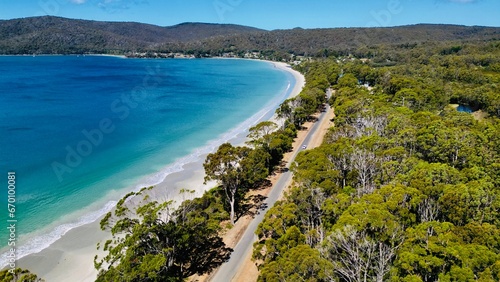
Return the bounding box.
[0,56,293,264]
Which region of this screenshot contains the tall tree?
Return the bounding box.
[322,226,378,282]
[247,121,278,148]
[0,268,44,282]
[95,190,231,281]
[351,149,378,196]
[204,143,251,224]
[258,245,333,282]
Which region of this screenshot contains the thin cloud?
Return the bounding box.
[97,0,147,13]
[69,0,147,12]
[446,0,480,3]
[435,0,481,6]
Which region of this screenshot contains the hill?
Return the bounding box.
[0,16,264,54]
[190,24,500,57]
[0,16,499,56]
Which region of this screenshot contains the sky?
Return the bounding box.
[0,0,499,30]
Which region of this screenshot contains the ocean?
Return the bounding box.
[0,56,293,265]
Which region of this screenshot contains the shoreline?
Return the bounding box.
[0,54,127,58]
[14,60,305,281]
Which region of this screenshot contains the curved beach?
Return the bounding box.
[14,61,305,282]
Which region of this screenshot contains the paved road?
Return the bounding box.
[210,96,332,282]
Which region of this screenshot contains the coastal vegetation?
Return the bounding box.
[94,188,231,281]
[92,130,296,280]
[93,98,310,280]
[0,268,43,282]
[253,40,500,281]
[92,44,338,280]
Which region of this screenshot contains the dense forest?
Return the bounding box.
[1,16,500,59]
[178,24,500,59]
[253,41,500,281]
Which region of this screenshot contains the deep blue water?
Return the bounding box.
[0,56,292,263]
[457,104,474,113]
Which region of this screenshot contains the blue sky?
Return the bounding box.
[0,0,498,30]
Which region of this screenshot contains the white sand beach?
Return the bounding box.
[15,61,305,282]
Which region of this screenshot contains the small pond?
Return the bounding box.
[457,104,474,113]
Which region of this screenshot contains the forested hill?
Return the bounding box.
[193,24,500,56]
[0,16,264,54]
[0,16,500,55]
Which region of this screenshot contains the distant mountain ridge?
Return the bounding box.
[0,16,264,54]
[0,16,499,56]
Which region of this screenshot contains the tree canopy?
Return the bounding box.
[253,40,500,282]
[95,188,231,281]
[0,268,43,282]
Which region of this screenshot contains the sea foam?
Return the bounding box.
[0,201,116,267]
